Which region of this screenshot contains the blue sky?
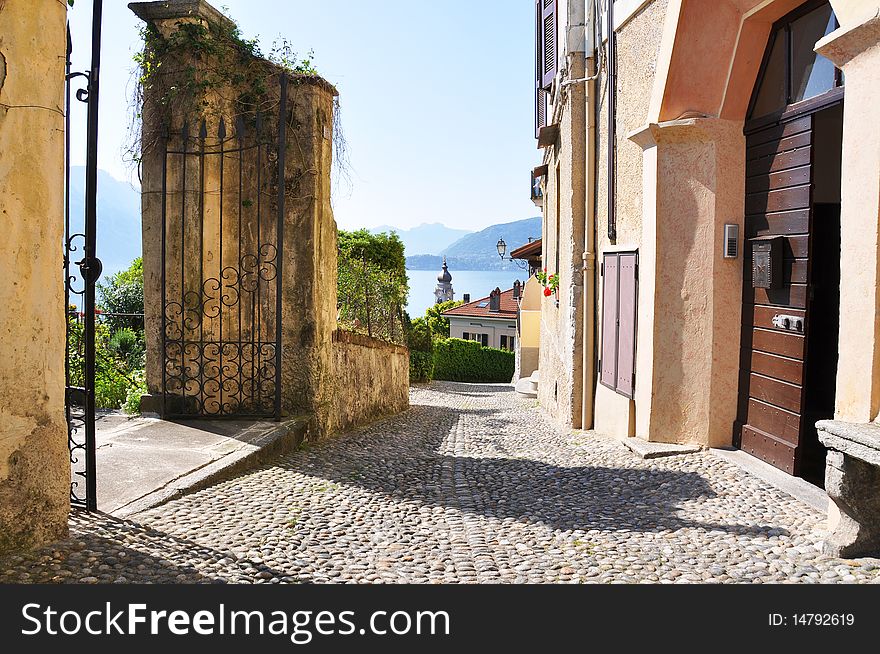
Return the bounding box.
[67,0,539,232]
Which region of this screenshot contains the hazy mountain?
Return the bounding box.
[369,222,472,256]
[406,217,542,271]
[68,167,142,279]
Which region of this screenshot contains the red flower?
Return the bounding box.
[543,287,552,297]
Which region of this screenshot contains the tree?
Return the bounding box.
[337,230,409,343]
[97,257,144,332]
[423,299,463,338]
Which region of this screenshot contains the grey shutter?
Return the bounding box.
[541,0,558,90]
[616,253,638,399]
[600,253,619,388]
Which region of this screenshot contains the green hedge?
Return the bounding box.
[432,338,515,383]
[409,350,434,383]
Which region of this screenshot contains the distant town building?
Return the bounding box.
[443,287,518,351]
[434,257,454,304]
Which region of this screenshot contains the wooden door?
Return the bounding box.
[736,115,814,475]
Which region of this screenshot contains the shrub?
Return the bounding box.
[409,350,434,383]
[109,327,146,369]
[432,338,515,383]
[123,370,148,415]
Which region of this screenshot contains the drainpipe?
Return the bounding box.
[581,0,599,430]
[607,0,617,242]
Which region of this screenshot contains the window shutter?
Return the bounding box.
[600,251,639,398]
[535,88,547,139]
[616,253,638,399]
[600,253,619,388]
[541,0,558,90]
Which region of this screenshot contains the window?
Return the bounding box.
[534,0,556,137]
[749,2,840,120]
[600,252,638,399]
[500,335,516,351]
[463,332,488,347]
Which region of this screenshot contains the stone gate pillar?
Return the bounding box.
[0,0,70,552]
[131,0,339,435]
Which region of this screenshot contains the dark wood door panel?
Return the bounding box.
[750,350,804,385]
[746,398,801,443]
[745,165,811,194]
[746,130,812,162]
[741,425,798,475]
[745,185,811,215]
[746,146,812,177]
[750,284,808,308]
[746,211,811,238]
[749,373,803,413]
[750,305,806,331]
[751,328,805,359]
[746,115,812,148]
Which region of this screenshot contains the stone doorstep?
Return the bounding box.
[112,416,310,520]
[623,437,702,460]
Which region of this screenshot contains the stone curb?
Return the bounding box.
[115,416,310,519]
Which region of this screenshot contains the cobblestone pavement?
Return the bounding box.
[3,382,880,584]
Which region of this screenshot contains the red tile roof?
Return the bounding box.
[442,288,519,319]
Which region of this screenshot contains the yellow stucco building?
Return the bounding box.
[533,0,880,488]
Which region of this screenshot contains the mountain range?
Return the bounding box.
[368,223,471,257]
[405,217,542,272]
[70,168,541,277]
[68,167,143,280]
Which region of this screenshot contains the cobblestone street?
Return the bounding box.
[2,382,879,584]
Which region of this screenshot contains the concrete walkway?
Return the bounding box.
[4,382,880,584]
[93,412,308,515]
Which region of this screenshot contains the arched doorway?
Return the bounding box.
[734,0,844,482]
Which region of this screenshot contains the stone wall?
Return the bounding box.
[329,330,409,435]
[0,0,70,552]
[593,0,668,438]
[538,51,587,429]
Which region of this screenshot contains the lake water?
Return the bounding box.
[405,269,528,319]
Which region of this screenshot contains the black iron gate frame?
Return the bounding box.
[64,0,104,511]
[160,77,288,420]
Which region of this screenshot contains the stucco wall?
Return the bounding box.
[817,13,880,424]
[594,0,668,438]
[538,52,587,429]
[0,0,70,552]
[329,330,409,435]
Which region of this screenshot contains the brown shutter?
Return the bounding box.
[600,251,639,397]
[616,253,638,399]
[535,88,547,139]
[541,0,558,90]
[600,253,619,388]
[534,1,548,138]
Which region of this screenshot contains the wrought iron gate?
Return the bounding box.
[64,1,104,510]
[160,78,288,419]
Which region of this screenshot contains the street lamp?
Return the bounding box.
[496,238,507,259]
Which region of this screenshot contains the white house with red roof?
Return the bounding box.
[442,285,521,351]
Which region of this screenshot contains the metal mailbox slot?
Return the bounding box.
[751,236,783,289]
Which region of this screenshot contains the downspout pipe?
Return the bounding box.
[582,0,599,430]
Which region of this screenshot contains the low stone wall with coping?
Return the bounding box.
[329,330,409,435]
